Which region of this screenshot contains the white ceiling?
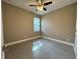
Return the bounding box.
[2,0,77,15]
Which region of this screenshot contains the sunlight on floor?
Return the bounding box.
[32,40,43,52]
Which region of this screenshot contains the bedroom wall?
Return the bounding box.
[41,3,77,43]
[2,2,40,44]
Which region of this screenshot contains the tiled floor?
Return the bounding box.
[5,38,75,59]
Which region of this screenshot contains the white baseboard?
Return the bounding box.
[42,36,74,46]
[5,36,41,47]
[5,36,74,47]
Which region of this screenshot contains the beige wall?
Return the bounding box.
[41,3,77,43]
[2,2,40,44]
[2,2,76,44]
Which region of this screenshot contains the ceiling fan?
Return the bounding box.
[29,0,52,11]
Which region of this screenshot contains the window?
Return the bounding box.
[34,17,40,32]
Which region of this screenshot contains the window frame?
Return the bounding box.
[34,16,40,32]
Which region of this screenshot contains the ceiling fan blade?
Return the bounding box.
[29,5,36,6]
[44,1,52,6]
[43,7,47,11]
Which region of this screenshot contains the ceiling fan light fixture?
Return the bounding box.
[37,5,43,11]
[29,0,52,11]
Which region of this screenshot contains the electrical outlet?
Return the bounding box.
[24,36,26,38]
[67,38,70,41]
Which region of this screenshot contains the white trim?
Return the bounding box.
[5,36,41,47]
[42,36,74,46]
[5,36,74,47]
